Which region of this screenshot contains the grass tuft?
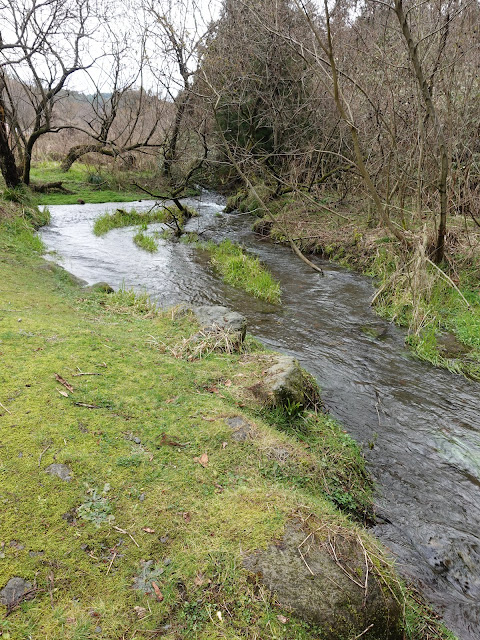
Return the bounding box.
[133,230,158,252]
[205,239,281,304]
[93,208,167,236]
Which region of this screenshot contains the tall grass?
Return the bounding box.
[133,230,158,252]
[207,239,281,304]
[93,208,166,236]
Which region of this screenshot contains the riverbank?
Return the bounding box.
[0,199,455,639]
[230,187,480,381]
[27,161,200,206]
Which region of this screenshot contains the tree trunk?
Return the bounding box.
[394,0,449,263]
[163,93,189,180]
[0,94,20,188]
[61,144,115,172]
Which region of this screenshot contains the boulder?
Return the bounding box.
[39,262,88,287]
[192,305,247,342]
[0,577,33,608]
[260,355,320,409]
[244,522,402,640]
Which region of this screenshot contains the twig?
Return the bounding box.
[55,373,74,393]
[106,551,117,575]
[75,402,101,409]
[114,526,140,548]
[38,444,51,467]
[354,623,374,639]
[0,401,11,414]
[72,372,102,376]
[297,531,315,575]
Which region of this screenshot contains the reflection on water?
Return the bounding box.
[40,194,480,639]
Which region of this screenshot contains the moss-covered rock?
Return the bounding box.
[254,355,320,409]
[244,521,403,640]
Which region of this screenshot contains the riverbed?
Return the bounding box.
[39,193,480,640]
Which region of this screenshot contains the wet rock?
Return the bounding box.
[260,355,320,409]
[225,416,252,442]
[0,577,33,608]
[244,523,402,640]
[45,463,72,481]
[83,282,114,294]
[191,305,247,342]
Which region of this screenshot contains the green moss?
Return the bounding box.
[205,239,281,304]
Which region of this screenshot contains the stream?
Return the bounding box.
[39,193,480,640]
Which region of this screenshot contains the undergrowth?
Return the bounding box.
[232,184,480,381]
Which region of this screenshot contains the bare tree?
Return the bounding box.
[139,0,213,182]
[59,28,167,172]
[0,0,100,185]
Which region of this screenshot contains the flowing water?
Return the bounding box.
[40,194,480,640]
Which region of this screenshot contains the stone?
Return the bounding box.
[133,437,141,444]
[9,541,24,550]
[83,282,114,294]
[45,463,72,481]
[0,577,33,608]
[225,416,251,442]
[244,522,402,640]
[191,305,247,342]
[261,355,319,409]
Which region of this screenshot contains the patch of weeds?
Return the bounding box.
[180,232,200,244]
[403,585,458,640]
[116,455,143,468]
[77,484,115,527]
[2,185,31,205]
[104,286,157,317]
[258,408,373,519]
[149,327,244,361]
[133,230,158,252]
[204,239,281,303]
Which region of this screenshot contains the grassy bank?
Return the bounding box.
[29,162,151,205]
[0,199,455,639]
[234,187,480,380]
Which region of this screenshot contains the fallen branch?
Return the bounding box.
[38,444,51,467]
[30,181,73,194]
[0,401,11,414]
